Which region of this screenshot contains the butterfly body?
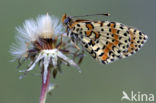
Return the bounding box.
[62,14,148,64]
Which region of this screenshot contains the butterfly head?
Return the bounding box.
[62,14,72,26]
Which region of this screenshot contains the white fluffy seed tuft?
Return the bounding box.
[10,14,64,59]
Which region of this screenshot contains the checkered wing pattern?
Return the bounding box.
[62,14,148,64]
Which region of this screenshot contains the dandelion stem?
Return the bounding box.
[39,67,51,103]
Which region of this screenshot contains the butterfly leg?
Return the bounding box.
[73,42,80,50]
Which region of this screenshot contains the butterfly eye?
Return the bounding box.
[64,17,71,25]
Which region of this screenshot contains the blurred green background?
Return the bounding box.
[0,0,156,103]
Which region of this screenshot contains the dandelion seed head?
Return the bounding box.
[37,14,64,38]
[10,14,84,81]
[10,14,85,103]
[11,14,64,59]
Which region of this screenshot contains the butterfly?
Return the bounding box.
[61,13,148,64]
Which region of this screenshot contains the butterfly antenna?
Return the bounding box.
[71,13,111,18]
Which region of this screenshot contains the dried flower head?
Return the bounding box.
[10,14,84,103]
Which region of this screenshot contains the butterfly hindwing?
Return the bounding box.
[123,27,148,56]
[62,14,148,64]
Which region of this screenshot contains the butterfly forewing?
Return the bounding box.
[63,15,148,64]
